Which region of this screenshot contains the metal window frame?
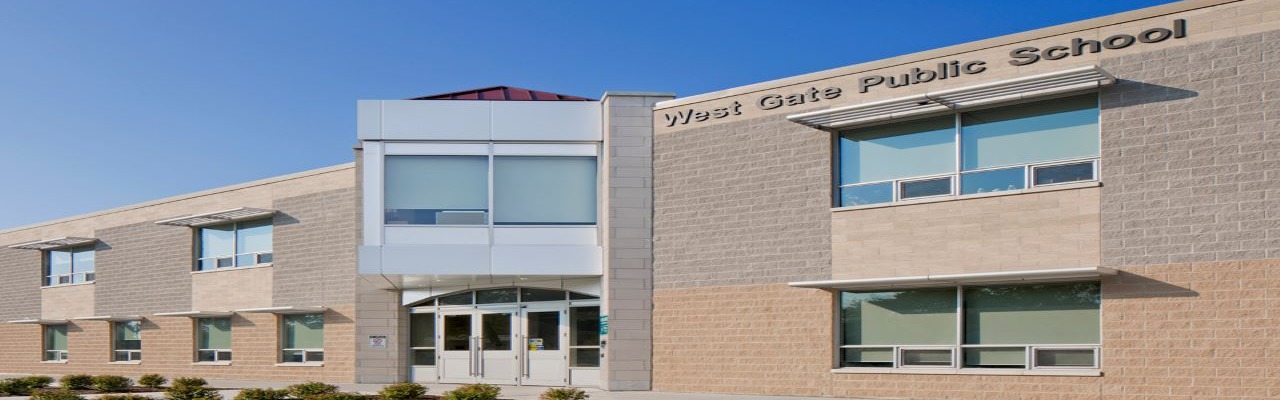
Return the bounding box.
[196,220,274,271]
[110,320,143,362]
[196,349,233,362]
[194,317,233,363]
[1030,159,1100,187]
[281,348,324,363]
[43,324,69,361]
[43,246,96,287]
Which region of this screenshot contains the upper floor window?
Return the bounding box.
[837,94,1099,207]
[45,246,94,286]
[198,219,273,271]
[385,155,489,225]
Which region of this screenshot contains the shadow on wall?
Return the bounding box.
[273,212,300,227]
[1101,80,1198,109]
[1102,271,1198,299]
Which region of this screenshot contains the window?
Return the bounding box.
[195,317,232,362]
[44,324,68,361]
[281,313,324,363]
[837,94,1099,207]
[494,156,597,225]
[45,246,94,286]
[838,282,1100,370]
[197,219,273,271]
[410,313,435,366]
[111,320,142,362]
[385,155,489,225]
[569,306,600,368]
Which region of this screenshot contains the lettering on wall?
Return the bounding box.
[662,19,1187,127]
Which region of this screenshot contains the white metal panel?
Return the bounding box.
[384,143,491,155]
[357,245,382,274]
[385,226,491,245]
[357,100,382,140]
[490,245,602,276]
[561,278,602,297]
[492,227,598,245]
[409,366,437,383]
[382,100,491,140]
[490,101,602,141]
[492,143,598,156]
[381,245,491,275]
[363,142,385,246]
[569,369,600,387]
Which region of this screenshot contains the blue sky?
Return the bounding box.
[0,0,1174,229]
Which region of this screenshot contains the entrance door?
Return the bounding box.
[521,307,567,386]
[437,308,519,384]
[438,312,475,383]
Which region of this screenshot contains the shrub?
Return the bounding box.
[92,375,134,392]
[233,388,290,400]
[99,395,156,400]
[165,378,220,400]
[30,389,87,400]
[0,379,34,396]
[60,374,94,390]
[538,387,588,400]
[170,377,208,388]
[138,374,167,389]
[307,393,365,400]
[21,376,56,389]
[441,384,500,400]
[377,383,425,400]
[286,382,338,399]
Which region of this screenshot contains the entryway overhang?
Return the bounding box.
[789,266,1117,291]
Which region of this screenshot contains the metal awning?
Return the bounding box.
[7,237,98,250]
[789,267,1117,291]
[234,306,327,314]
[155,207,276,227]
[153,311,234,318]
[788,65,1115,130]
[6,319,69,325]
[71,315,142,322]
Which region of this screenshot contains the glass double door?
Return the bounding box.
[438,306,567,386]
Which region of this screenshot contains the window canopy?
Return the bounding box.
[6,318,69,325]
[153,310,234,318]
[71,315,142,322]
[155,207,276,227]
[235,306,327,314]
[790,267,1116,291]
[7,237,98,251]
[787,65,1115,130]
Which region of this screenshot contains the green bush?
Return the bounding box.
[30,389,87,400]
[170,377,208,388]
[306,393,365,400]
[442,384,500,400]
[165,378,220,400]
[99,395,156,400]
[233,388,290,400]
[377,383,425,400]
[538,387,589,400]
[92,375,134,392]
[286,382,338,399]
[21,376,56,389]
[138,374,167,389]
[60,374,94,390]
[0,378,34,396]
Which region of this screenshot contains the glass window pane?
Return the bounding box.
[48,251,72,278]
[113,321,142,351]
[494,156,597,225]
[841,288,956,346]
[476,288,518,304]
[197,350,217,362]
[964,282,1100,345]
[481,313,511,351]
[570,307,600,346]
[412,349,436,366]
[840,348,893,368]
[443,314,471,351]
[438,292,473,306]
[1035,349,1096,367]
[839,116,955,184]
[961,167,1025,195]
[527,311,560,351]
[901,349,953,366]
[1034,162,1094,185]
[963,347,1025,368]
[45,325,68,351]
[410,313,435,348]
[568,292,598,300]
[282,314,324,349]
[840,182,893,207]
[899,177,951,199]
[384,155,489,225]
[961,94,1099,170]
[72,247,95,273]
[236,219,273,256]
[197,318,232,350]
[571,348,600,368]
[521,288,566,302]
[200,225,235,260]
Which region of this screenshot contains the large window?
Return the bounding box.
[384,154,598,226]
[196,317,232,362]
[281,313,324,363]
[111,320,142,362]
[45,246,94,286]
[838,282,1100,370]
[410,313,435,366]
[569,306,601,368]
[44,324,68,361]
[198,219,273,271]
[837,94,1099,207]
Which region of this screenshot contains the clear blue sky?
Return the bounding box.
[0,0,1174,229]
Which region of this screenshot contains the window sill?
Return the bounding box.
[832,180,1101,213]
[41,282,95,289]
[41,360,69,364]
[193,361,232,366]
[832,367,1101,377]
[191,263,272,274]
[108,361,142,365]
[275,362,324,367]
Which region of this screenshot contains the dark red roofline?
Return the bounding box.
[410,86,595,101]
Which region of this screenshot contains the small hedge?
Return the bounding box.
[539,387,589,400]
[378,383,426,400]
[286,381,338,399]
[442,384,500,400]
[30,389,87,400]
[92,375,134,392]
[233,388,290,400]
[60,374,94,390]
[22,376,56,389]
[138,374,167,389]
[165,377,220,400]
[0,378,34,396]
[171,377,208,388]
[99,395,156,400]
[306,393,365,400]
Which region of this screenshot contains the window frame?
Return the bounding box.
[194,317,232,363]
[43,246,95,287]
[195,219,274,272]
[568,305,602,369]
[835,93,1101,208]
[279,313,324,364]
[43,324,69,362]
[409,312,436,366]
[110,320,142,363]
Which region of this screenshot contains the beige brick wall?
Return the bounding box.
[41,285,95,320]
[191,267,273,311]
[832,187,1101,279]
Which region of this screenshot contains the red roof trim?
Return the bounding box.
[410,86,594,101]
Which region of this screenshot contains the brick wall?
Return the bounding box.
[94,221,193,316]
[272,187,358,307]
[0,248,42,321]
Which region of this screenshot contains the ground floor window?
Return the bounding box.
[111,321,142,362]
[839,281,1100,370]
[196,317,232,362]
[43,324,68,361]
[569,306,600,368]
[410,313,435,366]
[281,313,324,363]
